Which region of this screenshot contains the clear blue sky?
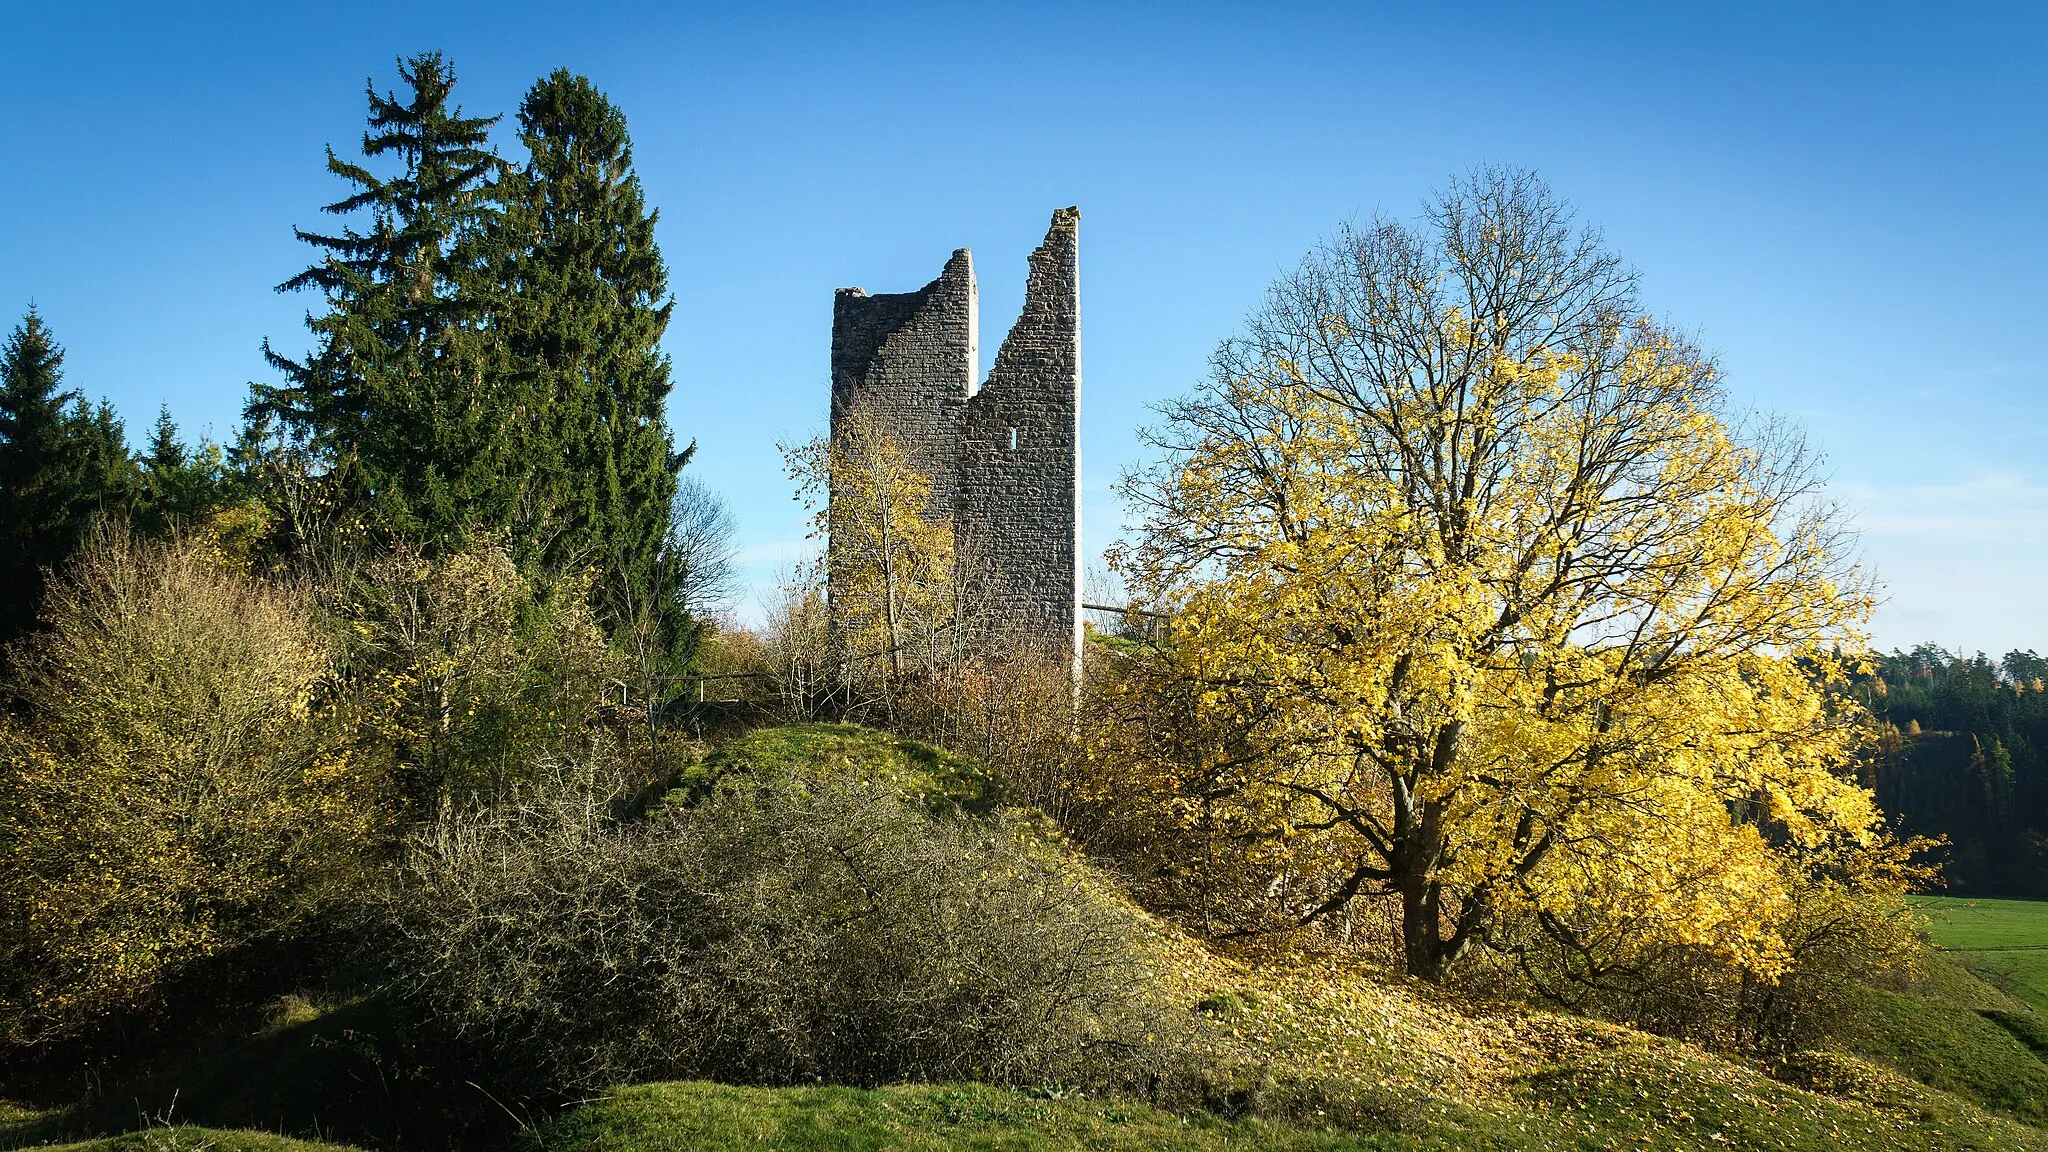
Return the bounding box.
[3,2,2043,654]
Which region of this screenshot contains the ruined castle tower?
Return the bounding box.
[828,207,1081,657]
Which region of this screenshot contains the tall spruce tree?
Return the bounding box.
[496,70,695,676]
[0,309,136,647]
[251,52,516,549]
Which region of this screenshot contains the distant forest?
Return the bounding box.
[1865,646,2048,895]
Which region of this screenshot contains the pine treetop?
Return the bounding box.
[0,308,79,467]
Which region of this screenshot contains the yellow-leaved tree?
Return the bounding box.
[786,402,957,702]
[1112,168,1888,982]
[778,407,1076,785]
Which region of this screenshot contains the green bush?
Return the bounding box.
[324,537,625,815]
[0,530,374,1045]
[373,727,1183,1106]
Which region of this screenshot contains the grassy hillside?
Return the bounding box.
[676,723,1001,815]
[535,1067,2048,1152]
[1837,948,2048,1125]
[1917,895,2048,1011]
[11,726,2048,1152]
[22,1055,2046,1152]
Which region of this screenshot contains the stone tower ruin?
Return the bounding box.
[828,207,1081,658]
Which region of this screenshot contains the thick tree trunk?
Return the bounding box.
[1391,793,1448,980]
[1399,873,1444,981]
[1393,739,1464,981]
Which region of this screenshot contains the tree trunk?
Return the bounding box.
[1398,868,1448,981]
[1393,774,1462,981]
[880,494,902,680]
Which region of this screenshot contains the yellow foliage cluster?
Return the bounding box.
[0,530,378,1041]
[786,404,957,683]
[1107,170,1903,984]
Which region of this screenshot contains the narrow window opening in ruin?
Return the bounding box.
[1009,427,1018,451]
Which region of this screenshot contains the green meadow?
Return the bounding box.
[1917,896,2048,1012]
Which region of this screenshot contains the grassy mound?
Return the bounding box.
[535,1066,2048,1152]
[1837,950,2048,1125]
[375,720,1182,1104]
[538,1082,1399,1151]
[674,724,1002,816]
[1517,1044,2045,1152]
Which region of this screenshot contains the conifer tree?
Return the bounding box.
[495,70,695,674]
[145,405,185,476]
[251,52,513,549]
[70,400,136,523]
[0,309,136,647]
[135,406,240,536]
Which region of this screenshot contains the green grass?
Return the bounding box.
[533,1064,2048,1152]
[1517,1043,2046,1152]
[1916,895,2048,1012]
[1834,952,2048,1126]
[26,1046,2043,1152]
[675,724,1002,816]
[25,1129,361,1152]
[535,1082,1430,1152]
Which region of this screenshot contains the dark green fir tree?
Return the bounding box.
[135,405,241,536]
[251,52,513,551]
[0,308,136,647]
[496,70,696,678]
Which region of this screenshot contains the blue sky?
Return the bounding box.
[3,2,2043,654]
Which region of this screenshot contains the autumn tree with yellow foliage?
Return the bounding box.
[1112,168,1894,983]
[785,403,958,703]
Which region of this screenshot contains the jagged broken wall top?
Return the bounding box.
[828,208,1081,654]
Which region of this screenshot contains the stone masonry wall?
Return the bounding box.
[827,209,1081,656]
[957,208,1081,654]
[829,247,977,513]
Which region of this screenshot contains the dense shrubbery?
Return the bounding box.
[327,540,625,817]
[0,521,1158,1099]
[0,530,637,1050]
[374,727,1183,1106]
[1486,834,1934,1053]
[0,530,368,1045]
[0,523,1971,1152]
[0,506,1940,1134]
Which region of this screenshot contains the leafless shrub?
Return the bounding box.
[373,751,1187,1106]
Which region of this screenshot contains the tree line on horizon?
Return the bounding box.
[1863,645,2048,896]
[0,52,718,682]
